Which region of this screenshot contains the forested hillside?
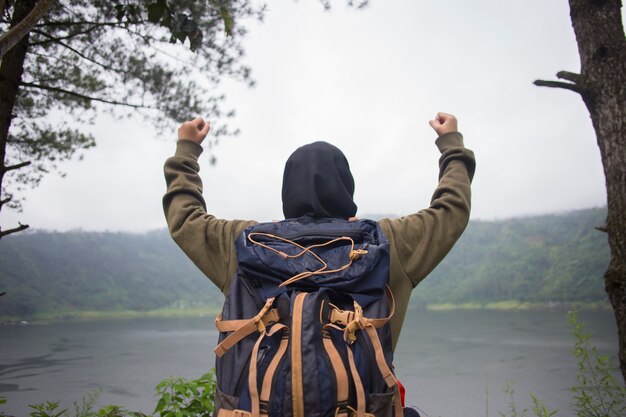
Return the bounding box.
[0,230,221,318]
[0,207,610,319]
[415,207,610,304]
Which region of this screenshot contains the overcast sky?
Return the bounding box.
[1,0,615,233]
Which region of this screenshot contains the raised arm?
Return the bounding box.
[379,113,475,348]
[163,117,256,293]
[380,112,475,286]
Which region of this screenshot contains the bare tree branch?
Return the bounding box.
[0,0,56,58]
[5,160,31,172]
[556,71,581,83]
[0,222,29,238]
[533,79,581,93]
[595,224,609,233]
[20,81,158,110]
[0,195,11,211]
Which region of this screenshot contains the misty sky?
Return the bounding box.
[1,0,614,233]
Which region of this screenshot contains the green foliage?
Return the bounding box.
[14,372,216,417]
[499,384,558,417]
[0,229,223,318]
[413,208,610,305]
[28,400,66,417]
[153,371,217,417]
[568,311,626,417]
[498,312,624,417]
[0,0,265,205]
[0,396,7,417]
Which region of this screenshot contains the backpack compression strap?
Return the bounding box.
[215,288,402,417]
[215,302,290,417]
[249,323,290,417]
[214,297,280,358]
[324,286,403,417]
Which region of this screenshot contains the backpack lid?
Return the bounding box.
[235,217,390,307]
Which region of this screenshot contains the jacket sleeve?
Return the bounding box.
[379,132,476,288]
[162,140,256,294]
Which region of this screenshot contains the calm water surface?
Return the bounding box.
[0,309,618,417]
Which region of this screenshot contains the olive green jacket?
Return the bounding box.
[163,132,475,349]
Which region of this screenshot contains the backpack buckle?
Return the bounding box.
[254,297,276,332]
[329,307,355,326]
[344,302,365,344]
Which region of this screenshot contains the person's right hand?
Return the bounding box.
[428,112,458,136]
[177,117,210,144]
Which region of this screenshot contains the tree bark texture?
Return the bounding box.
[0,0,36,237]
[568,0,626,384]
[0,0,55,59]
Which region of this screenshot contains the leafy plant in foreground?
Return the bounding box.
[153,370,217,417]
[568,311,626,417]
[17,370,219,417]
[499,383,557,417]
[28,400,66,417]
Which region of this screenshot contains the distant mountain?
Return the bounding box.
[414,207,610,304]
[0,229,221,317]
[0,208,610,318]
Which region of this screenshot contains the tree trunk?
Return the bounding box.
[0,0,36,238]
[569,0,626,384]
[0,0,55,59]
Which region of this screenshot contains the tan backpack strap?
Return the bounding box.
[248,330,268,417]
[215,309,280,332]
[393,389,404,417]
[259,323,290,417]
[346,344,367,417]
[214,298,277,358]
[363,325,397,388]
[329,286,395,330]
[291,292,307,417]
[321,328,350,417]
[217,409,251,417]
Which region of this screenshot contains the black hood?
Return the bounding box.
[282,141,357,219]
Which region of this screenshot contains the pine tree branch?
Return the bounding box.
[29,29,127,74]
[29,19,152,46]
[0,222,29,238]
[35,20,148,28]
[20,81,158,110]
[28,24,106,46]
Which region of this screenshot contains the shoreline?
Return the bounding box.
[0,301,612,325]
[422,300,611,311]
[0,306,222,326]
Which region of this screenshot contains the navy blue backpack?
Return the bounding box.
[213,217,403,417]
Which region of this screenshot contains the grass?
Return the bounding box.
[425,300,611,311]
[0,306,222,325]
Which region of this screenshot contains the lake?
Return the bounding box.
[0,308,618,417]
